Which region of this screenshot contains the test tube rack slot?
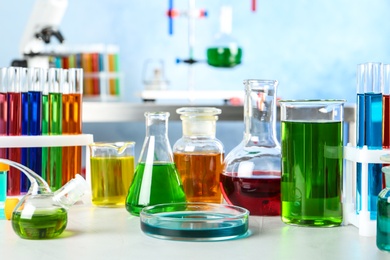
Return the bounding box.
[343,144,390,236]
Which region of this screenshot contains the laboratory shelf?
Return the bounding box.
[0,205,387,259]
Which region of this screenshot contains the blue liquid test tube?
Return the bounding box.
[27,68,43,179]
[356,62,383,220]
[20,68,29,193]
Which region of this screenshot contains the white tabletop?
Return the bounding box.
[1,205,389,260]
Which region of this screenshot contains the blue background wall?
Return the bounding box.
[2,0,390,103]
[0,0,389,156]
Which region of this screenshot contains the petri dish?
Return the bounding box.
[139,202,249,241]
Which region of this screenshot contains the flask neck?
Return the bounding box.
[182,118,217,138]
[140,112,173,163]
[244,80,279,146]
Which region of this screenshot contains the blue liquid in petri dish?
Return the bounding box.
[140,203,249,241]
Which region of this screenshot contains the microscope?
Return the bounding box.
[12,0,68,68]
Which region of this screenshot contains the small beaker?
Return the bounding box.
[89,142,135,207]
[279,99,345,227]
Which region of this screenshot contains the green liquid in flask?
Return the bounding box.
[206,47,242,68]
[126,162,186,216]
[12,207,67,239]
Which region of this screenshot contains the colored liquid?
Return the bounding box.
[220,172,281,216]
[7,92,21,195]
[41,94,49,180]
[174,152,224,203]
[383,95,390,149]
[206,47,242,68]
[0,171,6,201]
[376,196,390,251]
[377,193,390,251]
[21,92,29,192]
[356,93,383,219]
[141,212,248,240]
[126,162,186,216]
[91,156,135,207]
[12,208,67,239]
[281,121,343,227]
[27,91,42,178]
[62,93,82,185]
[0,92,6,159]
[49,92,62,191]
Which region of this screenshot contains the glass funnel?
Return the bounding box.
[221,79,281,216]
[0,158,87,240]
[173,107,224,203]
[125,112,186,216]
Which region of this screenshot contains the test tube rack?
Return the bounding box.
[0,134,94,198]
[343,144,390,236]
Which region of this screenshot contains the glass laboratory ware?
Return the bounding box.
[126,112,186,216]
[20,68,29,193]
[221,80,281,216]
[0,68,7,160]
[377,165,390,252]
[7,67,22,196]
[0,163,8,219]
[173,107,224,203]
[280,100,344,227]
[47,68,64,191]
[0,158,87,240]
[356,62,383,220]
[27,67,44,179]
[89,142,135,207]
[62,68,83,185]
[206,6,242,68]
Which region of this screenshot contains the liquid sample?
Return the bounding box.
[377,196,390,251]
[126,162,186,216]
[27,91,42,178]
[49,92,62,191]
[383,95,390,149]
[0,171,6,201]
[220,172,280,216]
[7,92,21,195]
[281,121,343,227]
[174,152,224,203]
[91,156,134,207]
[62,93,82,185]
[0,92,7,159]
[21,92,29,193]
[41,94,49,180]
[206,47,242,68]
[356,92,382,219]
[12,207,67,240]
[141,212,248,240]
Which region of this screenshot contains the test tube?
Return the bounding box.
[356,62,383,219]
[62,68,83,185]
[42,69,49,181]
[27,68,44,178]
[20,68,29,193]
[6,67,22,196]
[47,68,64,191]
[0,162,9,219]
[383,64,390,149]
[0,68,7,160]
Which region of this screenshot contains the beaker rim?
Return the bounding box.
[176,107,222,116]
[89,141,135,148]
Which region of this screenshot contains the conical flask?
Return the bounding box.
[221,79,281,216]
[125,112,186,216]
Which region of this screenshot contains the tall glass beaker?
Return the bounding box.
[173,107,224,203]
[280,100,344,227]
[221,79,281,216]
[125,112,186,216]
